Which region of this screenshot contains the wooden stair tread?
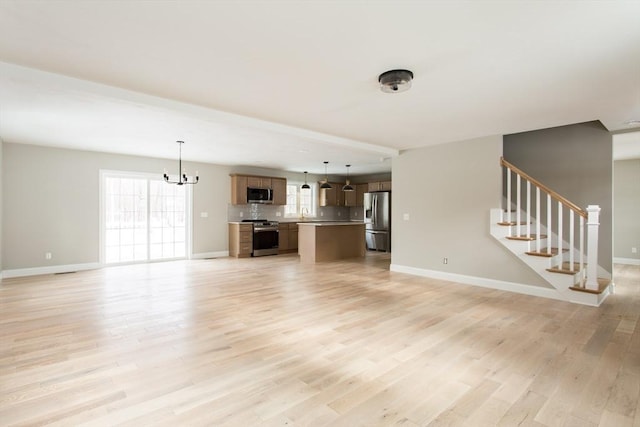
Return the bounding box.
[525,247,568,258]
[547,262,583,275]
[506,234,548,241]
[570,278,611,295]
[497,221,530,226]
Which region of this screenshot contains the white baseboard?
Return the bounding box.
[613,257,640,266]
[2,262,101,279]
[390,264,564,301]
[192,251,229,260]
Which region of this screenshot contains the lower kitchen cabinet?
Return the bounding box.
[289,224,298,251]
[229,223,253,258]
[278,223,298,254]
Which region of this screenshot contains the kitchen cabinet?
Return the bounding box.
[321,182,369,207]
[278,223,289,251]
[230,175,248,205]
[278,222,298,253]
[288,223,298,250]
[229,174,287,205]
[229,223,253,258]
[319,182,340,207]
[271,178,287,205]
[343,187,357,207]
[368,181,392,192]
[247,176,272,189]
[355,183,368,207]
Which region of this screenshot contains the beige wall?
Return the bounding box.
[2,143,231,270]
[614,159,640,261]
[391,135,548,286]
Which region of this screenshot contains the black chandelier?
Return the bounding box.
[164,140,199,185]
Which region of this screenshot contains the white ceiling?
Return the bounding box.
[1,1,639,175]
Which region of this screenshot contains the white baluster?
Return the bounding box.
[558,201,563,269]
[506,168,512,234]
[579,216,585,287]
[585,205,601,291]
[536,187,541,252]
[569,210,574,272]
[547,194,552,255]
[516,174,521,237]
[526,181,531,242]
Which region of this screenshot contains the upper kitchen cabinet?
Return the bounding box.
[355,183,369,207]
[230,174,287,205]
[368,181,392,192]
[230,175,248,205]
[271,178,286,205]
[320,182,368,207]
[319,182,339,207]
[343,188,357,207]
[247,176,272,189]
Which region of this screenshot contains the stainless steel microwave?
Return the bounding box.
[247,187,273,204]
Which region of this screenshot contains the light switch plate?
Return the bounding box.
[403,213,410,221]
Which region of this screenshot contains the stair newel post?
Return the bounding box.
[506,167,512,235]
[585,205,601,291]
[516,174,521,237]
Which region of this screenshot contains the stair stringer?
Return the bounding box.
[490,209,609,306]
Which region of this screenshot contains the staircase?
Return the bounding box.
[490,158,613,306]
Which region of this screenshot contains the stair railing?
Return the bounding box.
[501,157,600,291]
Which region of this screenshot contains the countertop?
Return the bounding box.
[229,220,364,224]
[297,221,364,227]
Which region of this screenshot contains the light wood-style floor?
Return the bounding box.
[1,254,639,426]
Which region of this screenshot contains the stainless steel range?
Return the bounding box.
[242,219,279,256]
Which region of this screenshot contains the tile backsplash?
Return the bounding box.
[227,204,358,222]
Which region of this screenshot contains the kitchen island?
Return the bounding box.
[298,222,365,263]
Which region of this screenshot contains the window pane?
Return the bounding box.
[285,184,298,217]
[103,175,186,264]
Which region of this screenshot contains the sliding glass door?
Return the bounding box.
[101,171,190,264]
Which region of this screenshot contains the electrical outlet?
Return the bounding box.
[337,212,341,217]
[239,212,244,217]
[632,247,638,254]
[443,257,448,264]
[320,211,324,217]
[276,212,282,217]
[403,213,410,221]
[45,252,52,260]
[200,212,208,218]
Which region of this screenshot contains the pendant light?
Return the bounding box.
[163,140,199,185]
[301,171,310,189]
[320,161,332,189]
[342,164,354,192]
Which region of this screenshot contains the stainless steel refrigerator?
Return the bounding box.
[364,192,391,252]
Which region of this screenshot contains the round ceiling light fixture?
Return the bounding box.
[378,69,414,93]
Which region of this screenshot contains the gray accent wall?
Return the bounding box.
[503,121,613,273]
[614,159,640,262]
[391,135,549,287]
[0,139,3,271]
[2,143,231,270]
